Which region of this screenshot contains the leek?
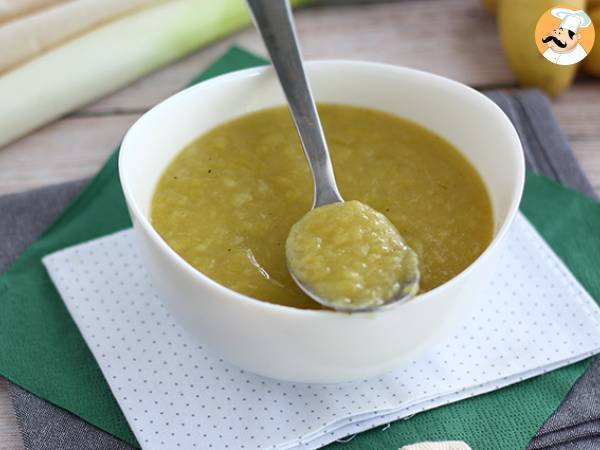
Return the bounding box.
[0,0,167,73]
[0,0,256,147]
[0,0,67,24]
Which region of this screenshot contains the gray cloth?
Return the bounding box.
[528,357,600,450]
[10,385,133,450]
[0,180,135,450]
[0,180,87,273]
[485,90,597,200]
[2,89,598,449]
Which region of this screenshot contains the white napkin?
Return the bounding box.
[401,442,471,450]
[43,213,600,450]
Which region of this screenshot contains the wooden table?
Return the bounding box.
[0,1,598,448]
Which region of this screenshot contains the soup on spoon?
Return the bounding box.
[286,200,419,310]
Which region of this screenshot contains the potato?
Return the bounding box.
[498,0,585,96]
[581,6,600,76]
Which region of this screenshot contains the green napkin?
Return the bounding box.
[0,47,598,450]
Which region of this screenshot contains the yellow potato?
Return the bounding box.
[482,0,499,15]
[582,6,600,76]
[498,0,585,96]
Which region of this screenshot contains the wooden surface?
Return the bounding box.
[0,0,599,448]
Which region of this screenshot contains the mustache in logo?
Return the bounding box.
[542,35,567,48]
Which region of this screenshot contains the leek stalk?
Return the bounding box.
[0,0,255,147]
[0,0,67,24]
[0,0,167,73]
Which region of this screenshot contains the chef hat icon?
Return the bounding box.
[551,8,592,33]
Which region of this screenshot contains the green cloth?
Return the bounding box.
[0,47,598,450]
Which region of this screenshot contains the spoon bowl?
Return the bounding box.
[289,270,420,313]
[285,200,422,312]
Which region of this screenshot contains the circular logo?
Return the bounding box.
[535,6,595,65]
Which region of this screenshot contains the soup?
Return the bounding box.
[286,200,419,309]
[151,104,493,309]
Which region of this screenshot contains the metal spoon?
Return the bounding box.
[247,0,419,312]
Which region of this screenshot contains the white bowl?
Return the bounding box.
[119,61,524,383]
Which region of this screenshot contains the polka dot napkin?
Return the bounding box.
[42,212,600,450]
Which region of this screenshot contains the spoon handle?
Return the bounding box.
[247,0,343,208]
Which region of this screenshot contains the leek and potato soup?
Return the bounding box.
[151,104,493,310]
[286,200,419,309]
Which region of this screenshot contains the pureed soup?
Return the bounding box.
[151,104,494,310]
[286,200,419,310]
